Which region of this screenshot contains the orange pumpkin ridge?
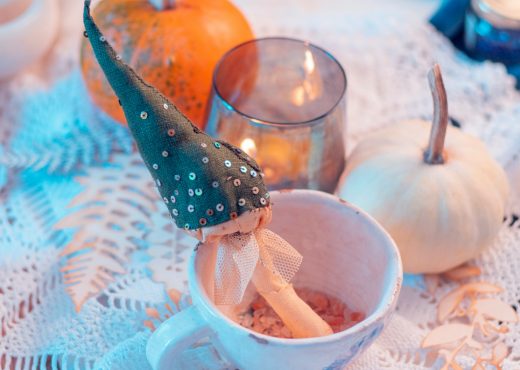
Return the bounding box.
[80,0,254,128]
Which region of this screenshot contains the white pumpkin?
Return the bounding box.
[338,65,509,274]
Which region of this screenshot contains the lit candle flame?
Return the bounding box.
[240,138,257,157]
[291,49,321,107]
[304,49,315,74]
[291,86,306,107]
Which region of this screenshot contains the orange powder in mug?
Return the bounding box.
[238,287,364,338]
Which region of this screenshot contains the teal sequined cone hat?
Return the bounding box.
[83,0,269,232]
[83,1,334,342]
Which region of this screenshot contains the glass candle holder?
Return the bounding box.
[205,37,347,192]
[465,0,520,65]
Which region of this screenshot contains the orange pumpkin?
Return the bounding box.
[80,0,254,128]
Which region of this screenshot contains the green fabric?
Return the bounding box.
[83,1,269,230]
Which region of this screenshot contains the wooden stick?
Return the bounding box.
[252,269,333,338]
[251,244,333,338]
[424,64,449,165]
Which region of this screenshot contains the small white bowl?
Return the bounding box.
[0,0,59,79]
[148,190,403,370]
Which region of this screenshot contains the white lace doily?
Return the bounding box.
[1,1,520,369]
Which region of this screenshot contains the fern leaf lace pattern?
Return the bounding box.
[1,1,520,369]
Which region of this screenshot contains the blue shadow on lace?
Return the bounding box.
[0,168,82,257]
[0,145,6,190]
[2,71,133,175]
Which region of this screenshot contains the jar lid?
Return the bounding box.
[472,0,520,29]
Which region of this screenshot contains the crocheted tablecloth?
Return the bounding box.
[1,1,520,369]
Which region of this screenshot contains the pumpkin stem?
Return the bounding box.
[149,0,176,10]
[424,64,449,165]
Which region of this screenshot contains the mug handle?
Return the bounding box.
[146,305,214,370]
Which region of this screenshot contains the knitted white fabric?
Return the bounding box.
[1,0,520,369]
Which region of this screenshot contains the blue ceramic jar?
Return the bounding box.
[465,0,520,65]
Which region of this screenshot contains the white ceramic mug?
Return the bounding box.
[147,190,402,370]
[0,0,59,79]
